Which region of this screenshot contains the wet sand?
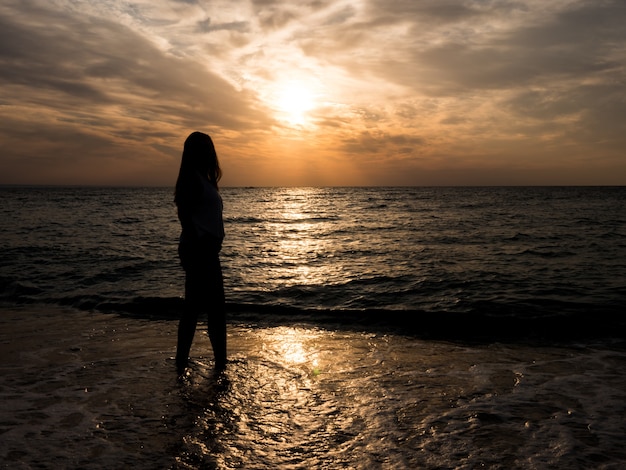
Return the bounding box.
[0,307,186,468]
[2,306,626,469]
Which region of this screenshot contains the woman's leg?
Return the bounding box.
[177,240,226,373]
[207,255,227,370]
[176,275,200,375]
[207,310,226,371]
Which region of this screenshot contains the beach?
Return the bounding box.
[2,186,625,468]
[2,306,626,469]
[1,306,183,468]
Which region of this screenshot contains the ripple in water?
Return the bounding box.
[2,308,626,468]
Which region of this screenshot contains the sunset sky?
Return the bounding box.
[1,0,625,186]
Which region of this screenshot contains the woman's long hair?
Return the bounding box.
[175,131,222,206]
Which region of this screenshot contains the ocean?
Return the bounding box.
[1,186,625,468]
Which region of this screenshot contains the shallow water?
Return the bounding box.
[2,186,625,468]
[2,308,625,469]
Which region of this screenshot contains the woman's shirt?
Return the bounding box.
[178,173,224,243]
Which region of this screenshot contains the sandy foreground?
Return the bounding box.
[0,306,191,468]
[2,306,626,470]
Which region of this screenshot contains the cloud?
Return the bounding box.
[306,0,625,181]
[0,3,263,123]
[0,0,272,184]
[341,130,426,157]
[302,0,624,95]
[0,0,625,185]
[196,18,250,34]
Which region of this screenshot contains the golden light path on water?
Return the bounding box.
[264,327,321,371]
[260,187,344,289]
[179,324,380,468]
[2,308,625,469]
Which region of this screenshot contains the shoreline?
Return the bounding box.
[4,299,625,345]
[0,306,185,468]
[2,306,626,468]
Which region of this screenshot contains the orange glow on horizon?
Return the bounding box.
[1,1,625,186]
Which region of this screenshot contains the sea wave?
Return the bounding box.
[2,282,624,343]
[2,186,625,343]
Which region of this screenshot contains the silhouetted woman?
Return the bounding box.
[174,131,226,375]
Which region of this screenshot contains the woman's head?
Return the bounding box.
[180,131,222,186]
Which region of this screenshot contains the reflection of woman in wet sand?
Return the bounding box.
[174,131,226,376]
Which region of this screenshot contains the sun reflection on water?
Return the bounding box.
[260,326,321,371]
[262,188,340,288]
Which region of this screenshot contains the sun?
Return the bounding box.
[274,82,317,125]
